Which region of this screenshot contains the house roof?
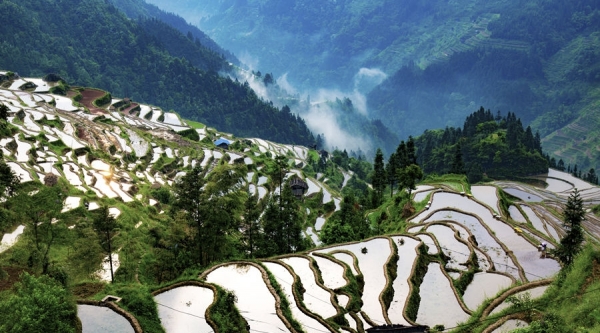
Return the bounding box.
[214,138,232,146]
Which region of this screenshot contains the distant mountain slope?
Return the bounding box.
[146,0,600,170]
[0,0,314,146]
[147,0,495,89]
[369,0,600,170]
[106,0,240,64]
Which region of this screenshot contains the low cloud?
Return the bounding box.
[236,66,389,154]
[354,67,387,93]
[303,103,370,152]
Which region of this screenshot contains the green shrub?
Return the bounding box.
[208,285,249,333]
[105,284,165,333]
[381,241,399,311]
[178,129,200,141]
[93,92,112,107]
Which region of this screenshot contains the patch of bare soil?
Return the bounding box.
[79,88,108,115]
[121,103,139,116]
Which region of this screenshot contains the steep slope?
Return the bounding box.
[0,0,314,146]
[2,74,600,332]
[145,0,504,89]
[106,0,240,64]
[148,0,600,170]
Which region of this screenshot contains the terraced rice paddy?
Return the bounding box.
[509,205,526,223]
[462,273,513,310]
[205,264,289,332]
[416,263,470,327]
[78,305,135,333]
[262,262,331,333]
[471,185,500,212]
[154,286,215,333]
[4,80,600,333]
[0,225,25,253]
[317,238,392,324]
[280,256,338,318]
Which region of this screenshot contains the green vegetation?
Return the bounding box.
[381,240,399,312]
[415,107,548,181]
[320,194,371,245]
[261,263,305,333]
[553,188,585,266]
[0,273,78,333]
[93,92,111,108]
[207,285,249,332]
[102,284,164,333]
[405,244,430,322]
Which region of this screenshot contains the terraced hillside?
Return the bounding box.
[2,74,600,332]
[149,176,600,333]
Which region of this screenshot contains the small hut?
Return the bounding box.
[214,138,232,150]
[289,177,308,199]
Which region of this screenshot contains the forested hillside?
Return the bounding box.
[0,0,315,146]
[148,0,600,172]
[414,107,548,182]
[105,0,240,64]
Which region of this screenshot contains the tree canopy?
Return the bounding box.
[0,273,77,333]
[554,188,585,266]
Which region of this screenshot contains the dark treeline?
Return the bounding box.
[106,0,240,64]
[0,0,315,146]
[414,107,548,182]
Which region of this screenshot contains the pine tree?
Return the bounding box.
[172,163,245,266]
[242,193,261,258]
[555,188,585,266]
[0,158,20,200]
[372,148,387,207]
[386,152,399,198]
[450,142,465,174]
[0,103,8,121]
[261,182,304,256]
[93,205,119,283]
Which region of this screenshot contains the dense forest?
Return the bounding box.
[414,107,549,182]
[0,0,315,146]
[106,0,240,64]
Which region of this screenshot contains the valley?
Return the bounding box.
[1,0,600,332]
[1,74,600,332]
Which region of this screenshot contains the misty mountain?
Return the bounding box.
[0,0,315,146]
[147,0,600,171]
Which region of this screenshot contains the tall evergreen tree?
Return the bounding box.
[172,163,245,266]
[0,103,8,121]
[261,181,304,256]
[406,136,417,165]
[554,188,585,266]
[0,158,19,200]
[386,152,399,198]
[93,205,119,283]
[372,148,387,207]
[242,193,261,258]
[450,142,465,174]
[398,164,424,197]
